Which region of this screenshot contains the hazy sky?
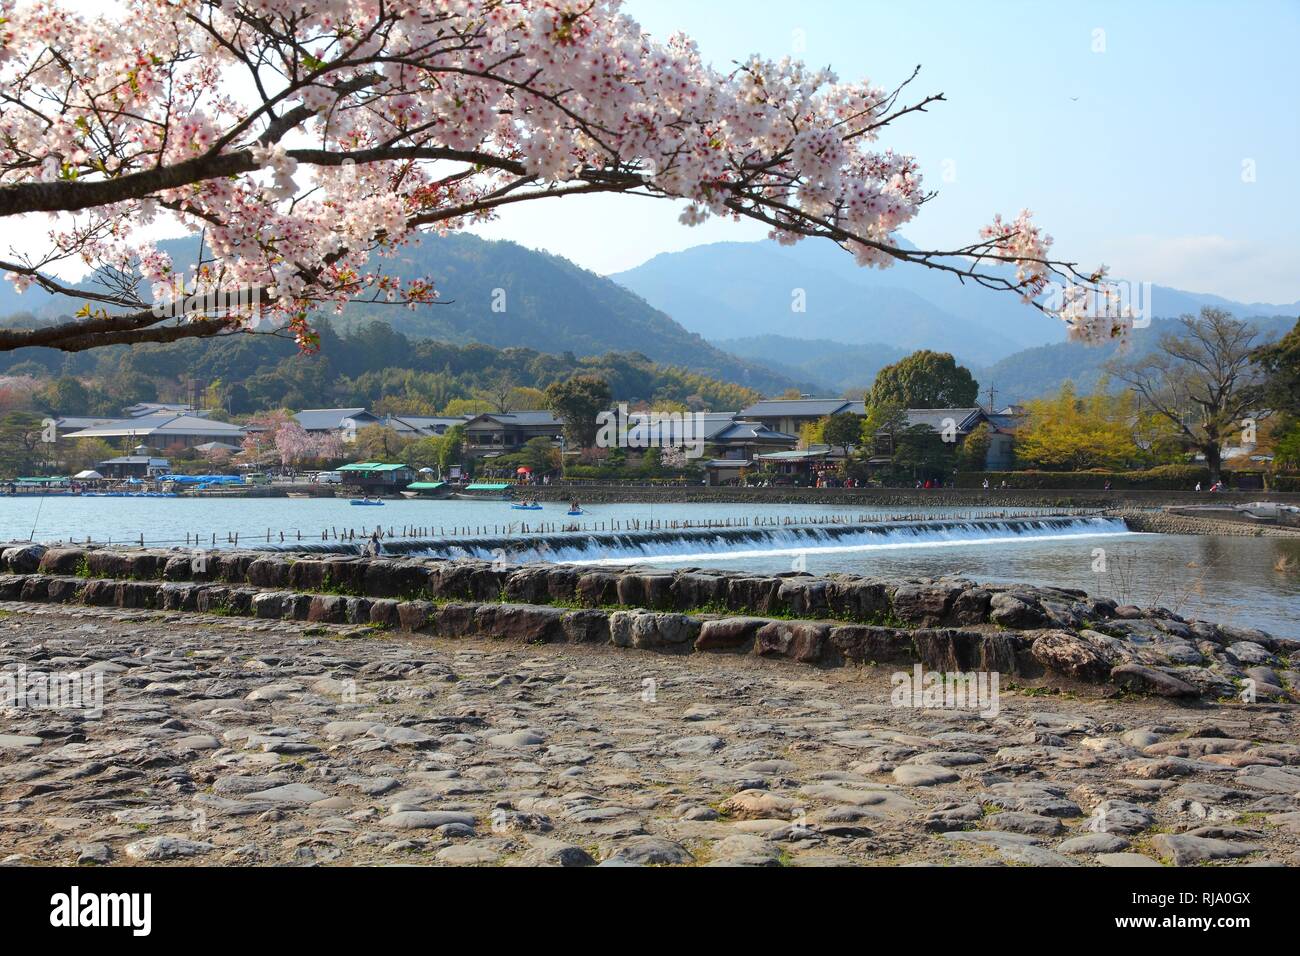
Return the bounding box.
[472,0,1300,302]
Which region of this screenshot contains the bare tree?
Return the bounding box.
[483,372,517,415]
[1109,308,1268,482]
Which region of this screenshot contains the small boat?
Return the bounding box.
[511,503,543,511]
[402,480,451,499]
[350,497,385,506]
[566,509,585,516]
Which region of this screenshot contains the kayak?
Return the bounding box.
[350,498,385,506]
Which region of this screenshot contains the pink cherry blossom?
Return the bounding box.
[0,0,1111,353]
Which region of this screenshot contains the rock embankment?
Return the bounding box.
[1113,509,1300,538]
[1,542,1294,703]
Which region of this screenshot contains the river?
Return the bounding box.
[1,496,1295,636]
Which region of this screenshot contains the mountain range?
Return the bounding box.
[2,230,1294,403]
[0,234,812,397]
[610,238,1300,368]
[712,334,910,396]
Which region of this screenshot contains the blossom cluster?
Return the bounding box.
[0,0,1093,345]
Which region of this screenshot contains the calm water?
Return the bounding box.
[0,496,1295,636]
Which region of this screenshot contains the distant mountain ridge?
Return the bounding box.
[712,334,910,395]
[715,313,1296,405]
[611,238,1300,366]
[969,314,1295,404]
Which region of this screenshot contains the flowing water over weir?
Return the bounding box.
[253,514,1133,563]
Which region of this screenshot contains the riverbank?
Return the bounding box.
[483,485,1300,509]
[11,483,1300,511]
[1112,509,1300,538]
[1,602,1297,867]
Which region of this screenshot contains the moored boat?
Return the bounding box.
[453,482,514,500]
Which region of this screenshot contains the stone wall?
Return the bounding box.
[1117,509,1300,538]
[1,541,1295,702]
[523,484,1300,508]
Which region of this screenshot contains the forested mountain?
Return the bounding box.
[0,319,763,415]
[0,233,808,397]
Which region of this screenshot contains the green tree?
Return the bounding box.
[45,377,90,415]
[892,424,955,482]
[438,425,465,475]
[1273,422,1300,471]
[957,422,992,471]
[1253,317,1300,419]
[868,350,979,409]
[64,438,117,473]
[402,435,445,470]
[352,424,410,461]
[861,401,908,454]
[442,397,492,417]
[521,436,559,473]
[822,412,863,456]
[545,374,612,448]
[0,412,49,477]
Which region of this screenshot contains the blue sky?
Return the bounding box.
[474,0,1300,302]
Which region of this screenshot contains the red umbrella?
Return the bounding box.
[517,466,531,473]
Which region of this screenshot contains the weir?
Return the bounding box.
[252,514,1132,563]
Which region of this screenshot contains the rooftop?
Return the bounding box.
[740,399,867,419]
[337,462,409,472]
[711,420,799,444]
[900,408,987,432]
[65,414,245,440]
[294,408,377,431]
[464,411,564,428]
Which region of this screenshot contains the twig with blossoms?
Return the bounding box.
[0,0,1120,354]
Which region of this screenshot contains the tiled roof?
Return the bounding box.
[64,415,244,439]
[465,411,563,427]
[294,408,376,430]
[739,399,866,418]
[712,420,799,444]
[900,408,986,432]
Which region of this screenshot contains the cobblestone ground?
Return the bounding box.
[1,604,1297,867]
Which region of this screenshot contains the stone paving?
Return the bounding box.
[1,603,1297,867]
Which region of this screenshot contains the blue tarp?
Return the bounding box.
[157,474,245,484]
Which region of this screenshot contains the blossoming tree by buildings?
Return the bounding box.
[0,0,1124,354]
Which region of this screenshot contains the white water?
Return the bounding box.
[568,529,1141,566]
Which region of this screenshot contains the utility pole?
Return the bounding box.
[985,383,998,414]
